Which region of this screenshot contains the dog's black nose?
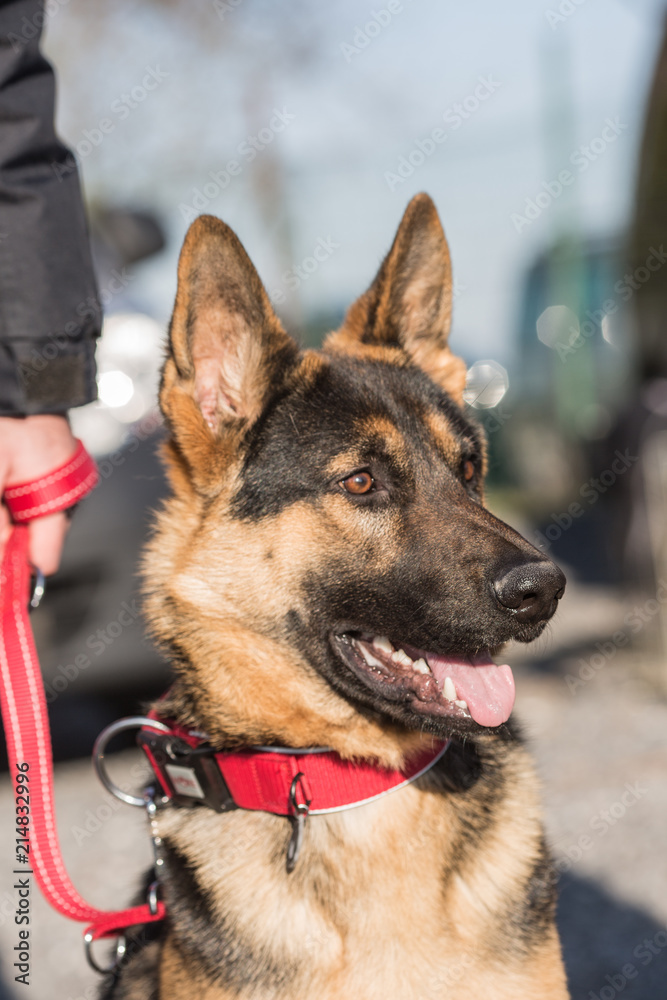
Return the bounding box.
[493,561,565,624]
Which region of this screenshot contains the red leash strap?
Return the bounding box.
[3,440,98,522]
[0,441,165,943]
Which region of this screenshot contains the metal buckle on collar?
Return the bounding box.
[136,729,238,813]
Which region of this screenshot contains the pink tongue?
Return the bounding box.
[426,652,515,727]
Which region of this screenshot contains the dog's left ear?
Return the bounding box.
[325,193,466,404]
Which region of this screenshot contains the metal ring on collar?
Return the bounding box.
[84,931,127,975]
[93,716,172,807]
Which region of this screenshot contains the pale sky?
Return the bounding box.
[44,0,665,367]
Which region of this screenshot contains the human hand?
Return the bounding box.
[0,415,79,575]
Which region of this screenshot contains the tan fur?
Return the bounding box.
[353,415,412,468]
[424,410,464,465]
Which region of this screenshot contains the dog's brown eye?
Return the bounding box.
[463,460,475,482]
[341,472,374,495]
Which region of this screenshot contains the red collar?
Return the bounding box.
[139,716,449,816]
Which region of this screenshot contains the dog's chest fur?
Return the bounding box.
[107,739,566,1000]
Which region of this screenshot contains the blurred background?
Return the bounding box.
[1,0,667,997]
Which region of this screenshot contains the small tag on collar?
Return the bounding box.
[138,731,237,813]
[164,763,206,799]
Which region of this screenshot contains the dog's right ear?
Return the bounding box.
[160,215,298,489]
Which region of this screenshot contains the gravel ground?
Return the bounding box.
[0,580,666,1000]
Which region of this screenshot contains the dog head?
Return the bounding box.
[145,193,564,765]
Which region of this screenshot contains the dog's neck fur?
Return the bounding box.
[150,676,429,759]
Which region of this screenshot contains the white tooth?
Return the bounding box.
[354,642,385,669]
[373,636,393,654]
[455,699,468,710]
[393,649,413,667]
[444,676,457,702]
[413,657,430,675]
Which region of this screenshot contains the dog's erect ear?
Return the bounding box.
[325,193,466,404]
[161,215,298,484]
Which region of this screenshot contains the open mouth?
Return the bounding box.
[332,632,516,728]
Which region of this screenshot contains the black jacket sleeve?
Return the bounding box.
[0,0,100,415]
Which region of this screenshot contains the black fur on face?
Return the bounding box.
[227,353,563,740]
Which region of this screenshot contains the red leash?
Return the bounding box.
[0,441,166,950]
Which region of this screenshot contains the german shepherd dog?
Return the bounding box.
[105,193,569,999]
